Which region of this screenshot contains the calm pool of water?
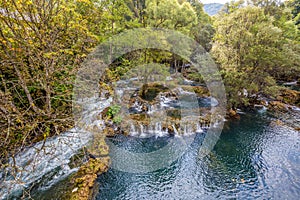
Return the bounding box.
[96,112,300,200]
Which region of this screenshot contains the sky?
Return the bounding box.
[200,0,231,4]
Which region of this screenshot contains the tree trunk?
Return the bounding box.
[14,65,43,114]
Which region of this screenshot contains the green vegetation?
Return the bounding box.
[106,104,122,123]
[212,0,300,109]
[0,0,299,181]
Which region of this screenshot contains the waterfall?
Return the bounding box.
[140,124,144,134]
[172,125,179,135]
[155,122,163,137]
[147,105,155,114]
[183,125,188,135]
[140,124,148,138]
[130,124,140,137]
[196,123,204,133]
[155,122,162,133]
[130,124,136,133]
[0,97,112,199]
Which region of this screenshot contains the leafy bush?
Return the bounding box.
[106,105,122,124]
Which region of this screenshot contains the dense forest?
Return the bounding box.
[0,0,299,186]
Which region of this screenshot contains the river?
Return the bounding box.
[2,100,300,199]
[94,112,300,199]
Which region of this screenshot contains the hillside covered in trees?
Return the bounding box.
[0,0,300,198]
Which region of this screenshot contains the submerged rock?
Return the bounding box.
[227,108,240,119]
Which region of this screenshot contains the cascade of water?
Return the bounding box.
[196,123,204,133]
[0,97,112,199]
[130,124,135,133]
[130,124,140,137]
[183,125,188,135]
[147,105,156,114]
[140,124,150,138]
[140,124,144,134]
[257,105,268,114]
[184,124,194,136]
[172,125,179,135]
[177,87,194,95]
[155,122,162,133]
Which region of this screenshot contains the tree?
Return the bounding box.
[212,6,300,108]
[248,0,300,40]
[287,0,300,26]
[221,0,245,14]
[248,0,284,16]
[145,0,197,33]
[143,0,198,73]
[0,0,97,161]
[188,0,215,51]
[125,0,146,24]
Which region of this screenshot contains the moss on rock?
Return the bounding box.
[69,157,110,200]
[181,85,209,97]
[139,83,169,101]
[268,101,290,111]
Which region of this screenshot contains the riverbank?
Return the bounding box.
[72,81,300,200]
[94,111,300,200]
[1,78,299,200]
[26,105,299,200]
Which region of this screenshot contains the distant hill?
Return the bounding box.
[203,3,224,16]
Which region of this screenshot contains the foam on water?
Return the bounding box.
[0,97,112,199]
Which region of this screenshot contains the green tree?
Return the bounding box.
[145,0,197,33]
[248,0,300,40]
[212,6,300,108]
[0,0,97,160]
[126,0,147,24]
[188,0,215,51]
[221,0,245,14]
[287,0,300,26]
[143,0,198,74]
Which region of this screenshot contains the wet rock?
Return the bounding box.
[100,107,110,120]
[99,82,114,99]
[270,119,284,127]
[166,109,181,120]
[139,83,169,101]
[128,96,153,114]
[269,101,289,111]
[129,114,150,124]
[141,104,148,112]
[70,157,110,200]
[103,127,115,137]
[88,134,109,157]
[276,88,300,106]
[181,85,209,97]
[167,125,174,134]
[227,109,240,119]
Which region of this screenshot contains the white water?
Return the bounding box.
[0,82,217,199]
[0,97,112,199]
[128,120,209,139]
